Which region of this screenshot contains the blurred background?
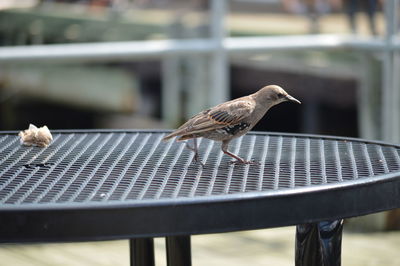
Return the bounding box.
[1,0,400,265]
[1,0,399,140]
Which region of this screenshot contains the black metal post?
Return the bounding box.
[130,238,155,266]
[166,235,192,266]
[295,220,343,266]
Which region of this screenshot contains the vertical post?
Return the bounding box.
[295,220,343,266]
[186,54,209,118]
[162,20,184,127]
[185,10,210,119]
[130,238,155,266]
[382,0,398,142]
[162,56,182,127]
[358,52,381,140]
[209,0,229,107]
[166,235,192,266]
[393,51,400,142]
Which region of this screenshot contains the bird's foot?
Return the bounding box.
[193,159,205,167]
[192,154,205,167]
[229,159,259,165]
[185,140,205,167]
[222,148,259,166]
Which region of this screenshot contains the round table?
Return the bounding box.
[1,130,400,266]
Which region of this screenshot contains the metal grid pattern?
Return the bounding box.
[0,131,400,206]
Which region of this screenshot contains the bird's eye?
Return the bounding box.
[277,93,284,98]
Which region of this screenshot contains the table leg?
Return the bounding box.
[130,238,155,266]
[295,219,343,266]
[166,235,192,266]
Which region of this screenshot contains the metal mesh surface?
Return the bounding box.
[1,130,400,206]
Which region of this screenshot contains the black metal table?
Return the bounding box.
[1,130,400,266]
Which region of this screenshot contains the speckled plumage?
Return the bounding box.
[163,85,301,164]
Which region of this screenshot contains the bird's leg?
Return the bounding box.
[221,140,257,164]
[185,138,204,166]
[221,140,247,163]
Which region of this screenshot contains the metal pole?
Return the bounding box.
[166,235,192,266]
[392,1,400,143]
[394,50,400,143]
[130,238,155,266]
[185,14,210,119]
[209,0,229,106]
[162,20,184,127]
[358,52,380,140]
[162,56,182,127]
[382,0,397,142]
[1,35,397,63]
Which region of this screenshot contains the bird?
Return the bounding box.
[162,85,301,164]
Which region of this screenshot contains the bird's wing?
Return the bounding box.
[163,98,255,140]
[208,100,254,125]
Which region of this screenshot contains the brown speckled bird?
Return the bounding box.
[163,85,301,164]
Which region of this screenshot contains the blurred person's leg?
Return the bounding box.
[345,0,358,34]
[365,0,378,35]
[304,0,320,33]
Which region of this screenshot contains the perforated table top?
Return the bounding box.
[1,130,400,243]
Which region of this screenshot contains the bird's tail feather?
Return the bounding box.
[163,131,194,142]
[162,132,178,141]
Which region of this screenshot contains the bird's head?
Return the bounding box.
[254,85,301,106]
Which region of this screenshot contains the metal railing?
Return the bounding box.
[0,0,399,143]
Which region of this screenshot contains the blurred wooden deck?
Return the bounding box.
[1,226,400,266]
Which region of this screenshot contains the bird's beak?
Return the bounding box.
[285,95,301,104]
